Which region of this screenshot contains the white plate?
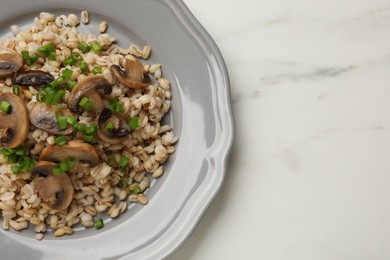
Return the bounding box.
[0,0,234,259]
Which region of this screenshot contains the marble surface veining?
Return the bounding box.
[171,0,390,259]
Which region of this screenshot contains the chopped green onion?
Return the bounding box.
[0,101,11,113]
[66,116,77,126]
[68,80,77,89]
[62,52,83,66]
[38,43,56,60]
[8,154,18,164]
[57,116,68,130]
[108,97,124,113]
[91,42,101,54]
[128,116,141,130]
[79,62,88,73]
[1,148,14,156]
[11,165,21,174]
[48,79,60,88]
[119,155,129,172]
[21,50,38,66]
[47,52,56,60]
[55,136,68,146]
[79,96,93,111]
[21,50,30,61]
[132,185,142,194]
[74,122,86,133]
[79,41,90,53]
[94,218,104,230]
[71,52,83,61]
[12,85,20,95]
[85,124,97,136]
[106,154,116,166]
[66,157,76,169]
[52,165,62,176]
[30,53,39,64]
[117,179,129,189]
[36,92,45,103]
[61,68,73,80]
[15,146,25,156]
[105,122,114,132]
[91,66,102,75]
[59,160,69,172]
[13,156,35,174]
[83,134,94,142]
[44,95,53,105]
[53,89,65,104]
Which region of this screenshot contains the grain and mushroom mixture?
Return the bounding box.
[0,11,177,239]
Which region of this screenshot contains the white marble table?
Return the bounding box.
[170,0,390,259]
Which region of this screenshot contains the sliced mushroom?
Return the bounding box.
[0,93,29,148]
[39,140,99,168]
[67,75,112,116]
[0,53,24,78]
[29,103,73,135]
[13,70,55,86]
[110,59,151,89]
[32,161,74,210]
[96,108,129,144]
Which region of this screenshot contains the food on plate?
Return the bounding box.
[0,11,177,239]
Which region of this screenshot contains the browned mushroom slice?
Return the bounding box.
[32,161,74,210]
[0,53,24,78]
[39,140,99,168]
[13,70,55,87]
[110,59,151,89]
[67,75,112,117]
[96,108,129,145]
[0,93,29,148]
[29,103,73,135]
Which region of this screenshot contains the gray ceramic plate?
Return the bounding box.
[0,0,233,259]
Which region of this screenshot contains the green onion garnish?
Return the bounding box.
[38,43,56,60]
[83,134,94,142]
[119,155,129,172]
[61,68,73,80]
[68,80,77,89]
[106,154,116,166]
[15,146,25,156]
[74,122,86,133]
[52,157,76,176]
[91,66,102,75]
[1,148,14,156]
[21,50,39,66]
[11,165,21,174]
[79,62,88,73]
[79,96,93,112]
[132,185,142,194]
[12,85,20,95]
[94,218,104,230]
[66,157,76,169]
[79,41,90,53]
[52,165,62,176]
[108,97,124,113]
[63,52,83,66]
[36,92,45,103]
[91,42,101,54]
[85,124,97,136]
[0,101,11,113]
[56,115,68,130]
[128,116,141,130]
[117,179,129,189]
[1,147,35,174]
[66,116,77,126]
[105,122,114,132]
[55,136,68,146]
